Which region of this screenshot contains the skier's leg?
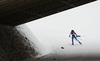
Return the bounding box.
[75,37,79,42]
[75,36,82,44]
[72,36,74,45]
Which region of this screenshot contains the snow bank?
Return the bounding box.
[16,24,50,57]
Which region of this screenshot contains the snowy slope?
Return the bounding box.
[16,25,51,57]
[25,29,100,59]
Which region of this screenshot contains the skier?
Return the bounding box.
[69,30,82,45]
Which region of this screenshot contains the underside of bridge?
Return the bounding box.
[0,0,96,61]
[0,0,96,26]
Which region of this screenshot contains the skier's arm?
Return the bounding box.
[69,32,71,37]
[75,33,78,36]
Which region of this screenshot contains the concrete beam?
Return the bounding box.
[0,0,96,26]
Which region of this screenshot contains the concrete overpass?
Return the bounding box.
[0,0,96,61]
[0,0,96,26]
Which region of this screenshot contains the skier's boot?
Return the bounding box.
[72,42,74,45]
[79,41,82,44]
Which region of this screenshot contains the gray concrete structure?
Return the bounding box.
[0,0,96,26]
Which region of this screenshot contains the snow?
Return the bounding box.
[16,25,50,57]
[20,0,100,59]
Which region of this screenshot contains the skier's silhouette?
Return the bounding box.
[69,30,82,45]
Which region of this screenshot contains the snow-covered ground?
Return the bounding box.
[22,29,100,60]
[16,25,50,56]
[20,0,100,60]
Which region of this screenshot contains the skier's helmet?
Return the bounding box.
[71,30,75,34]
